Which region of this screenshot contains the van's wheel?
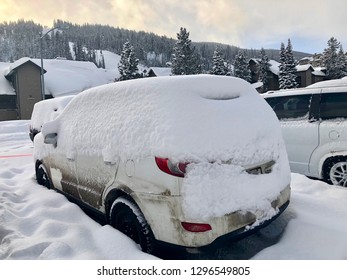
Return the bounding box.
[323,157,347,187]
[110,196,155,254]
[36,163,51,189]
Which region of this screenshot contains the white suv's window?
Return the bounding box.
[320,92,347,120]
[267,94,312,120]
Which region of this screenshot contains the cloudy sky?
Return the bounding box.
[1,0,346,54]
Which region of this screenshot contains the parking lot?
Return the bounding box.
[1,120,347,260]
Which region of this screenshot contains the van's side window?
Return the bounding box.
[266,94,311,120]
[320,92,347,120]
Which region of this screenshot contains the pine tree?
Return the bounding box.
[336,45,347,78]
[210,48,229,76]
[278,42,287,89]
[233,50,251,82]
[279,39,298,89]
[117,40,141,81]
[171,27,201,75]
[324,37,339,78]
[323,37,347,79]
[258,48,270,92]
[285,39,298,88]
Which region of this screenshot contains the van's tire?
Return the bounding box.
[323,156,347,187]
[109,196,156,254]
[36,163,51,189]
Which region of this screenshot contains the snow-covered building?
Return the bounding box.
[249,59,280,91]
[147,67,172,77]
[249,58,326,92]
[295,64,315,87]
[0,57,117,121]
[0,58,43,120]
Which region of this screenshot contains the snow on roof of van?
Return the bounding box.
[306,76,347,88]
[40,74,285,165]
[263,87,319,97]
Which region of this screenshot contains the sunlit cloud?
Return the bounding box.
[0,0,346,53]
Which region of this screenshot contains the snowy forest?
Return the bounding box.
[0,19,310,71]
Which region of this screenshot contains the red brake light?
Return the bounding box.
[155,157,188,177]
[181,222,212,232]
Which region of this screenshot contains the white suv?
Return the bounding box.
[34,75,290,254]
[264,80,347,187]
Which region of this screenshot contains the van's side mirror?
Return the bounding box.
[44,133,58,146]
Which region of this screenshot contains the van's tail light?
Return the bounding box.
[155,157,189,177]
[181,222,212,232]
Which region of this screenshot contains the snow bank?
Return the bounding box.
[3,120,347,260]
[0,120,31,147]
[253,174,347,259]
[0,120,155,260]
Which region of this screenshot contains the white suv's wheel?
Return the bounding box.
[324,157,347,187]
[330,161,347,187]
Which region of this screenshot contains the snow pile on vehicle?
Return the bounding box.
[39,75,281,162]
[182,150,290,220]
[306,76,347,88]
[36,74,290,220]
[30,96,74,131]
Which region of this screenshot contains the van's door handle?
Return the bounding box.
[308,117,319,123]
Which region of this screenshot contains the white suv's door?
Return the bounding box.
[313,89,347,180]
[266,90,320,176]
[318,89,347,150]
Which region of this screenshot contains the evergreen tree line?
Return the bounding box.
[119,28,347,93]
[1,20,345,88]
[323,37,347,80]
[118,27,270,84]
[0,19,307,70]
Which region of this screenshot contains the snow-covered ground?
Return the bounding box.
[1,120,347,260]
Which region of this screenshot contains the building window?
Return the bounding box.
[0,95,17,109]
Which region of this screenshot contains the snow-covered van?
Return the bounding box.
[264,79,347,187]
[29,95,74,141]
[34,75,291,253]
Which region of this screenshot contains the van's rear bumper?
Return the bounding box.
[156,198,290,252]
[201,198,289,249]
[139,185,291,249]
